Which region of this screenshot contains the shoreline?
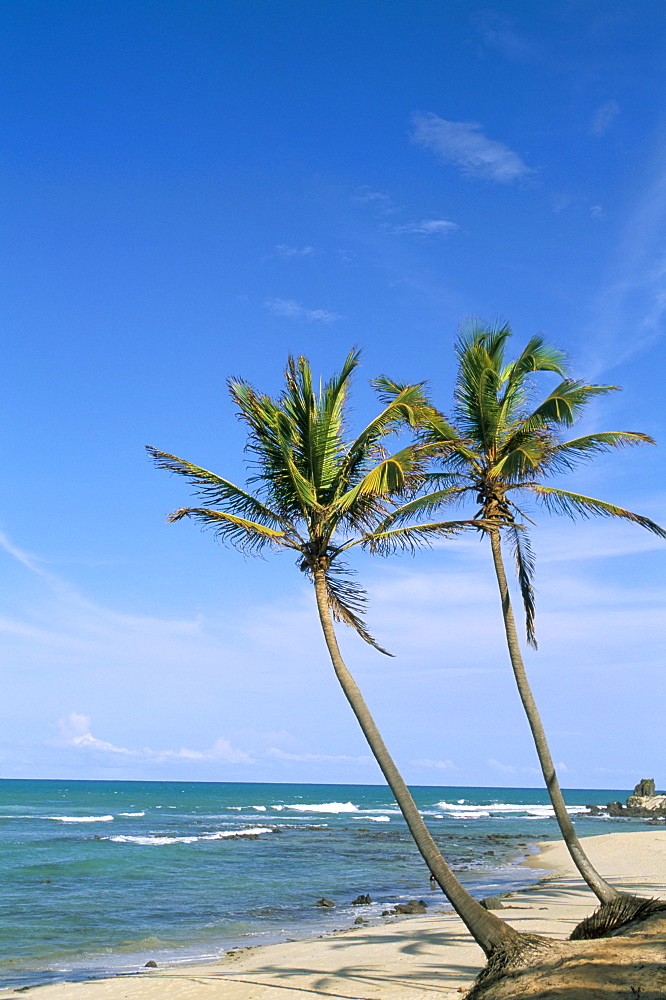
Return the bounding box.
[2,830,665,999]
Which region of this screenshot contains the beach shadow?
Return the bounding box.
[145,924,481,997]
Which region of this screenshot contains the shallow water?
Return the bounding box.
[0,779,653,988]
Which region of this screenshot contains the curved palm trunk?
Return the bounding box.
[488,528,618,904]
[313,567,521,957]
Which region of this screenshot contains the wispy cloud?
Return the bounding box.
[353,186,398,213]
[391,218,459,237]
[488,758,540,776]
[411,757,456,770]
[274,244,315,258]
[472,10,534,61]
[411,113,533,183]
[590,100,620,137]
[267,747,370,763]
[55,713,255,764]
[264,298,342,323]
[582,146,666,373]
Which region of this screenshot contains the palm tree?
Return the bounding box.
[147,350,527,960]
[370,323,666,928]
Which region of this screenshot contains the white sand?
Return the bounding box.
[4,830,665,1000]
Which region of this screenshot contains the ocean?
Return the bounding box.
[0,779,654,989]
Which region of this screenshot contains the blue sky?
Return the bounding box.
[1,0,664,788]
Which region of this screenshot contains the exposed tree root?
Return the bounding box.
[466,935,559,999]
[466,913,666,998]
[570,893,666,940]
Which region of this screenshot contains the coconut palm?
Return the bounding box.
[370,323,666,925]
[147,350,526,959]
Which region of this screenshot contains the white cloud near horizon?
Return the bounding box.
[590,101,620,137]
[410,113,533,183]
[411,758,457,770]
[55,713,256,764]
[264,298,342,323]
[267,747,371,763]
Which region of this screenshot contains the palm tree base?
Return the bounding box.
[468,912,666,998]
[569,893,666,940]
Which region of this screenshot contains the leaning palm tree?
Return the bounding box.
[147,350,531,964]
[370,323,666,933]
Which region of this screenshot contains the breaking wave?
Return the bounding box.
[108,827,274,846]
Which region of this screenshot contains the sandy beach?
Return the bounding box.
[3,829,665,1000]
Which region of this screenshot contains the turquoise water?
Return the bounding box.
[0,779,652,988]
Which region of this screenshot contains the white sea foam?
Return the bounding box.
[108,827,274,846]
[203,827,273,839]
[110,835,199,845]
[252,805,267,811]
[284,801,359,814]
[118,812,145,817]
[48,815,114,823]
[435,801,588,819]
[368,816,390,822]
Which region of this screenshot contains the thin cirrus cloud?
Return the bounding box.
[391,219,459,237]
[264,298,342,323]
[410,113,533,183]
[267,747,371,763]
[55,713,256,764]
[274,244,315,258]
[590,101,620,137]
[471,10,535,61]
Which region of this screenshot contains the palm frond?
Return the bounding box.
[364,519,482,556]
[146,447,289,530]
[504,335,568,381]
[322,564,392,655]
[454,322,510,449]
[371,486,471,533]
[336,382,433,493]
[498,336,568,427]
[529,486,666,537]
[542,431,656,474]
[283,351,358,496]
[337,445,423,509]
[492,434,551,479]
[167,507,293,553]
[515,381,618,432]
[504,524,537,648]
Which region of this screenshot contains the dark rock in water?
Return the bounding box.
[93,835,101,840]
[586,804,601,815]
[483,850,495,855]
[144,960,157,968]
[382,909,394,916]
[633,778,656,797]
[354,916,367,924]
[481,896,505,910]
[315,897,335,907]
[394,900,427,914]
[351,894,371,905]
[606,801,625,816]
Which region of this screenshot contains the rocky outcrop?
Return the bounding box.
[602,779,666,818]
[393,899,427,914]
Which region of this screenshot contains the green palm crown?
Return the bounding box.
[370,322,665,647]
[148,350,476,653]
